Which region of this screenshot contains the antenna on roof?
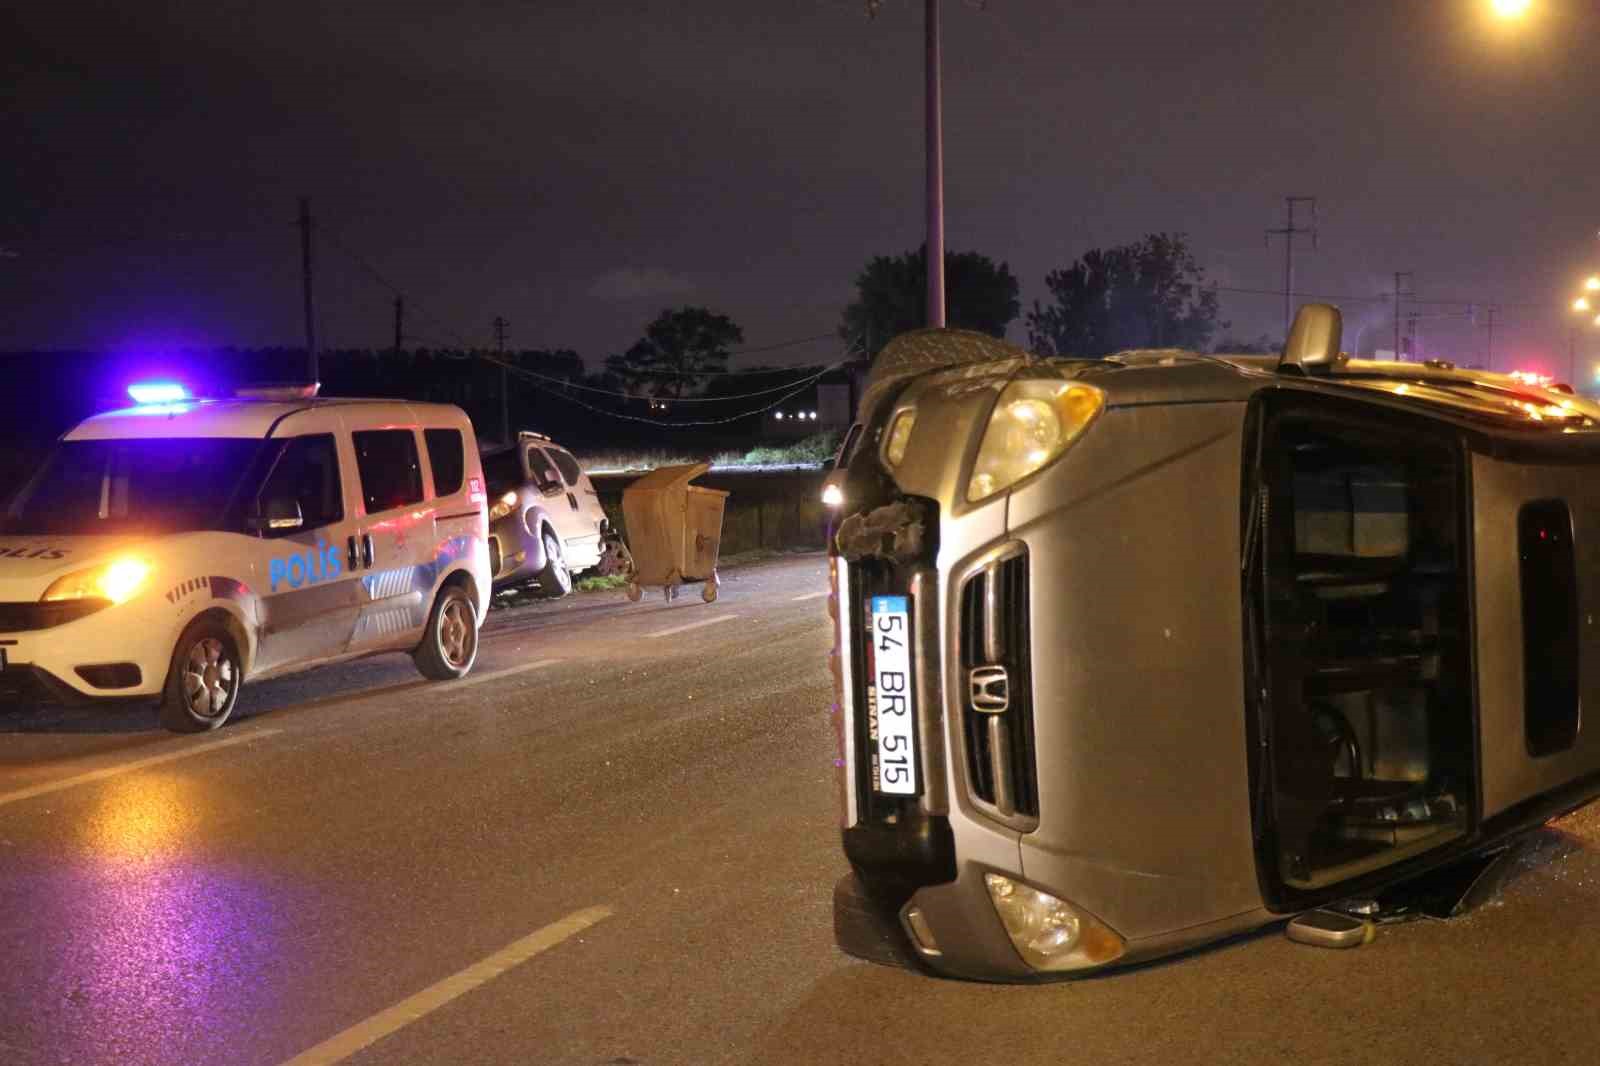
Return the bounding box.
[236,383,322,402]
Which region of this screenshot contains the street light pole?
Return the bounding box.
[925,0,946,329]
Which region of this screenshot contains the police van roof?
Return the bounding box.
[67,397,463,441]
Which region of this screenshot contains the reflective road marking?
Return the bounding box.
[646,614,741,639]
[448,657,562,691]
[790,590,829,602]
[0,729,284,811]
[280,905,614,1066]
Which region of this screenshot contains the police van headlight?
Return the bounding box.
[967,381,1103,502]
[488,491,518,522]
[42,558,153,606]
[984,873,1125,972]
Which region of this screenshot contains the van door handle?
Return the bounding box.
[362,534,375,569]
[567,492,578,511]
[347,536,360,571]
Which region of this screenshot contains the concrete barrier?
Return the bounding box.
[592,467,831,558]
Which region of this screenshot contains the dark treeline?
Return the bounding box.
[0,347,836,459]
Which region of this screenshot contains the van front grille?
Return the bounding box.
[959,549,1038,824]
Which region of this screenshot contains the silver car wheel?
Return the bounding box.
[439,598,476,669]
[181,638,236,719]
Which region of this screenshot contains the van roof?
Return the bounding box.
[65,397,467,441]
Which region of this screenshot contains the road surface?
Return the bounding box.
[3,552,1600,1065]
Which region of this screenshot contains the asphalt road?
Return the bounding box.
[3,551,1600,1065]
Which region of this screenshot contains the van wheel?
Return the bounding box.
[159,620,243,733]
[415,584,479,681]
[537,531,572,598]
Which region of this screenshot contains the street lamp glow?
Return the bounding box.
[1491,0,1532,17]
[1587,277,1600,291]
[1576,298,1591,312]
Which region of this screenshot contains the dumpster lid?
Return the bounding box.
[625,461,713,493]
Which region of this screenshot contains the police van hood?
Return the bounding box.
[0,534,150,600]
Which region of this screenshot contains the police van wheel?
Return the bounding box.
[537,531,572,598]
[415,584,479,681]
[159,621,243,733]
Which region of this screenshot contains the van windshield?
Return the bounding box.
[2,438,263,535]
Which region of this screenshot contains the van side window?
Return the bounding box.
[526,446,563,494]
[353,429,424,514]
[424,428,465,497]
[547,448,583,486]
[258,434,343,535]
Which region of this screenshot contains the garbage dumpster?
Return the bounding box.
[621,462,730,603]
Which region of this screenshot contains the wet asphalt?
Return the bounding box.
[2,551,1600,1065]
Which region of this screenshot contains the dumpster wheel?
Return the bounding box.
[702,571,720,603]
[626,582,643,603]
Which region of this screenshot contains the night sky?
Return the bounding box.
[6,1,1598,377]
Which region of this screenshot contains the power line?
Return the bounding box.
[482,355,836,428]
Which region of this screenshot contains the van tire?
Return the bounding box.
[159,619,243,733]
[537,530,572,598]
[414,584,479,681]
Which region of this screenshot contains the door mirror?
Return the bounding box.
[249,497,304,533]
[1277,303,1343,375]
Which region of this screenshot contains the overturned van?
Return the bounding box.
[828,303,1600,980]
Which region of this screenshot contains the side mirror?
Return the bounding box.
[249,498,304,533]
[1277,303,1343,375]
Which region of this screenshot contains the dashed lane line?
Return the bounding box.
[445,657,562,692]
[278,905,614,1066]
[0,728,284,811]
[789,590,829,602]
[645,614,742,639]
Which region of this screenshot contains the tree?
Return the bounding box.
[1026,233,1226,358]
[606,307,744,400]
[839,246,1020,356]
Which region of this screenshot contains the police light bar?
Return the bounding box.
[128,382,189,405]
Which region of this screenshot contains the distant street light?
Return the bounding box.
[1587,277,1600,291]
[1576,298,1592,312]
[1491,0,1532,18]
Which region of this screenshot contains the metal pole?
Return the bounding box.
[1284,201,1294,336]
[298,197,317,384]
[925,0,946,329]
[493,316,510,444]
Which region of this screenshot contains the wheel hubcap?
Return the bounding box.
[182,638,235,718]
[440,600,474,667]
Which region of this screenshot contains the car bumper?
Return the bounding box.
[0,603,177,704]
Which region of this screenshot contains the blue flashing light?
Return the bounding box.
[128,382,189,405]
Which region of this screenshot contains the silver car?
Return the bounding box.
[483,432,614,596]
[829,303,1600,980]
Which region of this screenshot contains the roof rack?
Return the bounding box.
[236,382,322,402]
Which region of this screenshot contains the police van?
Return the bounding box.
[0,384,492,732]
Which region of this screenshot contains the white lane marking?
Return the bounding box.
[0,729,284,811]
[448,658,562,692]
[645,614,741,639]
[790,590,829,602]
[280,905,614,1066]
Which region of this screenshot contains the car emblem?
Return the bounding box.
[969,665,1009,714]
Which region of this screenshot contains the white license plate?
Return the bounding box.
[869,595,918,796]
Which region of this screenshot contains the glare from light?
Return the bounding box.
[1575,298,1591,313]
[1587,276,1600,291]
[128,382,188,405]
[99,559,152,604]
[821,483,845,507]
[1490,0,1531,18]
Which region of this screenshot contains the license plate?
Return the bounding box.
[868,595,918,796]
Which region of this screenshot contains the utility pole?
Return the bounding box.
[925,0,946,328]
[1266,196,1318,338]
[1406,311,1421,361]
[493,316,510,444]
[393,296,404,356]
[1483,304,1498,371]
[298,197,317,384]
[1392,272,1414,361]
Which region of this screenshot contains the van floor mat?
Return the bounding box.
[1335,847,1515,923]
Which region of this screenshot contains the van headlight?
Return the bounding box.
[42,558,153,606]
[967,381,1103,502]
[488,491,518,522]
[984,873,1125,972]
